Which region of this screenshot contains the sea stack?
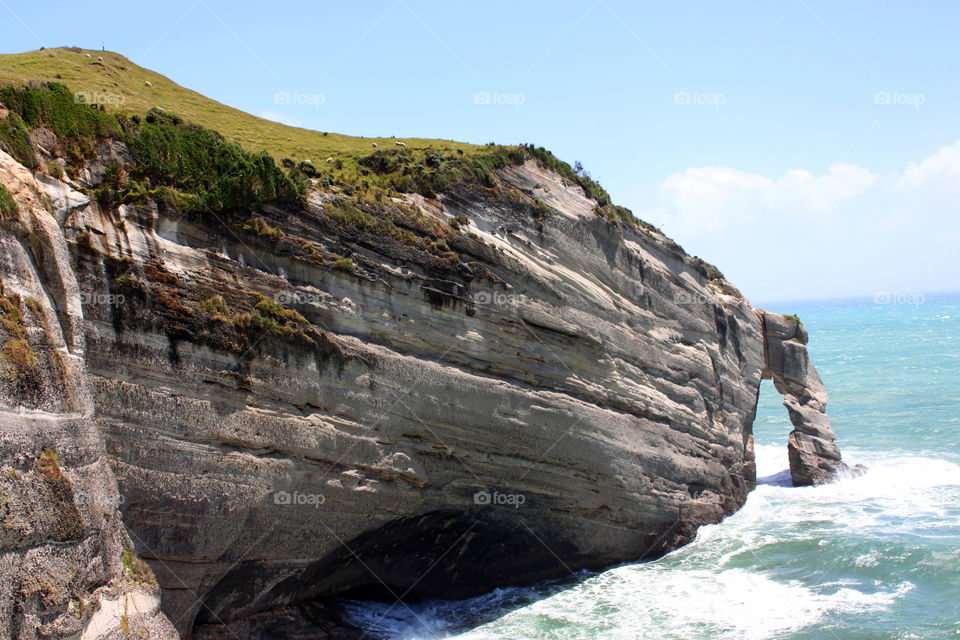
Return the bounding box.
[758,310,851,486]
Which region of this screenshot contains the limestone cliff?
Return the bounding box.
[1,98,849,638]
[0,150,176,639]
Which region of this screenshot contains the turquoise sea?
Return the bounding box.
[342,293,960,639]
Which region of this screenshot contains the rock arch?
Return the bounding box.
[757,310,852,486]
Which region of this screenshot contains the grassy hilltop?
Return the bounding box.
[0,46,645,232]
[0,47,479,162]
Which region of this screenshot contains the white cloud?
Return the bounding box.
[893,140,960,193]
[646,162,876,237]
[257,110,304,127]
[637,141,960,300]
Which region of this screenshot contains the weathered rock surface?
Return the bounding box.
[73,158,774,636]
[0,150,177,639]
[35,173,90,224]
[1,140,849,639]
[758,310,850,486]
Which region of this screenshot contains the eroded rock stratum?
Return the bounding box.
[0,150,176,639]
[1,137,848,638]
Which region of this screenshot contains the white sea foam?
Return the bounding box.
[340,451,956,640]
[444,567,913,640]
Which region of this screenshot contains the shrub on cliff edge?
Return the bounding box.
[128,108,305,211]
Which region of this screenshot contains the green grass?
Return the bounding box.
[692,256,724,282]
[0,79,120,166]
[331,256,355,271]
[0,183,17,218]
[448,213,470,230]
[233,291,316,343]
[0,109,38,169]
[0,48,483,164]
[2,338,36,371]
[0,73,628,231]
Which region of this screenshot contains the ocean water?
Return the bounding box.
[341,293,960,639]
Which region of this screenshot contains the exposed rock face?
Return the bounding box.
[1,142,849,638]
[758,310,849,486]
[66,159,770,635]
[0,150,177,639]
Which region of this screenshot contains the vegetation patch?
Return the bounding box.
[0,79,661,257]
[0,111,38,169]
[122,549,156,585]
[596,203,651,231]
[242,216,284,241]
[692,256,724,282]
[143,257,180,286]
[127,108,305,211]
[112,273,143,290]
[0,83,305,215]
[448,214,469,230]
[37,447,64,482]
[0,82,120,166]
[199,294,230,319]
[331,255,355,272]
[0,279,39,380]
[0,48,483,164]
[75,231,100,254]
[0,54,674,243]
[316,197,461,272]
[0,279,24,334]
[233,291,315,344]
[0,183,19,218]
[2,338,37,371]
[98,246,340,358]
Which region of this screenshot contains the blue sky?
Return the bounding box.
[3,0,959,304]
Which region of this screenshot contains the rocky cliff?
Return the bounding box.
[758,310,855,486]
[1,80,849,639]
[0,149,176,639]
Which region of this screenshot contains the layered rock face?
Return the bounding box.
[2,139,848,638]
[0,150,176,639]
[65,158,774,635]
[758,310,850,486]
